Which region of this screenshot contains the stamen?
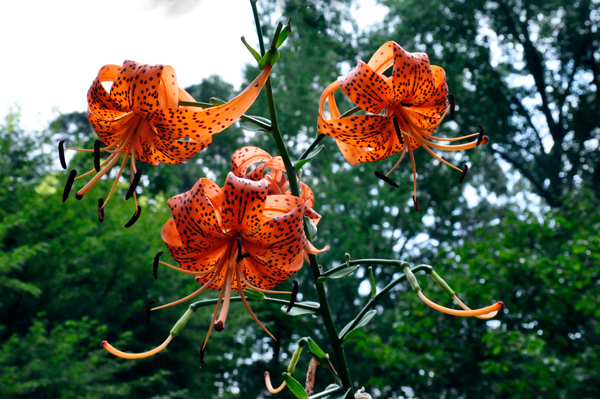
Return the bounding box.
[102,334,173,359]
[215,258,236,331]
[199,344,207,364]
[476,125,485,146]
[126,169,142,200]
[286,280,299,313]
[94,140,101,172]
[58,140,67,169]
[459,165,469,184]
[145,300,155,328]
[62,169,77,203]
[124,206,142,228]
[237,263,276,340]
[75,193,83,200]
[448,93,455,120]
[375,171,400,188]
[159,260,224,276]
[103,153,130,207]
[98,198,105,222]
[265,371,286,394]
[386,146,407,176]
[392,117,404,146]
[413,196,419,211]
[153,252,163,279]
[151,263,223,311]
[417,290,504,317]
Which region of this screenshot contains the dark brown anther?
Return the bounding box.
[124,206,142,228]
[214,320,225,332]
[58,140,67,169]
[62,169,77,203]
[238,253,251,261]
[287,280,299,313]
[94,139,101,172]
[459,165,469,184]
[199,345,207,364]
[448,93,456,120]
[126,169,142,200]
[274,331,281,358]
[413,196,419,211]
[235,237,244,262]
[392,117,404,145]
[145,300,155,328]
[476,124,485,146]
[98,198,105,222]
[374,171,399,188]
[153,252,163,280]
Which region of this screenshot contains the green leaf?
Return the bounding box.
[209,97,226,106]
[281,301,320,316]
[304,216,317,241]
[295,144,325,170]
[318,265,360,282]
[243,288,265,301]
[239,115,272,133]
[282,373,308,399]
[241,36,261,62]
[338,310,377,341]
[306,337,327,361]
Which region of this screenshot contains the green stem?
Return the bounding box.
[339,265,432,341]
[249,1,352,392]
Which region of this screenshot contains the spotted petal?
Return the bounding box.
[391,44,436,108]
[221,173,268,233]
[338,61,393,114]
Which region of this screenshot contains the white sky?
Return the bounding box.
[0,0,387,131]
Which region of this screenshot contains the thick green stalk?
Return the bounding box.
[249,0,353,391]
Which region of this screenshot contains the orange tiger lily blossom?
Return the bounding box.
[318,41,488,206]
[62,60,272,225]
[158,172,324,349]
[231,146,322,225]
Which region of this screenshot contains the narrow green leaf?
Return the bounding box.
[295,144,325,170]
[243,288,265,301]
[282,373,308,399]
[241,36,261,62]
[281,301,320,316]
[239,115,272,132]
[338,309,377,341]
[306,337,327,361]
[209,97,226,106]
[318,265,360,282]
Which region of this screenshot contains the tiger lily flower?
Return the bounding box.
[61,60,271,226]
[231,146,321,225]
[103,172,326,359]
[318,42,488,208]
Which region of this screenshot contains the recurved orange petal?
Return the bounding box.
[221,172,269,233]
[240,251,304,290]
[338,60,393,114]
[367,41,395,74]
[231,146,273,177]
[391,44,435,107]
[167,177,229,251]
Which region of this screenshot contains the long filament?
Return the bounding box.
[236,263,276,340]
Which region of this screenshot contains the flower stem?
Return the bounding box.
[249,0,353,392]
